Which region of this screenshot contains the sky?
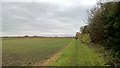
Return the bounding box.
[1,0,98,37]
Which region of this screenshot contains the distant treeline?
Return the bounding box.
[2,36,74,38]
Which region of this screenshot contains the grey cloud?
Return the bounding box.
[2,2,94,36]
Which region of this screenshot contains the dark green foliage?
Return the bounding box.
[81,1,120,55]
[90,1,120,52]
[80,25,89,34]
[102,2,120,53]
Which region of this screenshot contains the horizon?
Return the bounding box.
[0,35,75,37]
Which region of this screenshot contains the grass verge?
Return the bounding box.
[51,39,105,66]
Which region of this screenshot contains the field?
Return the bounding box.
[2,37,72,66]
[2,37,106,66]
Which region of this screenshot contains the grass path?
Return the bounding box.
[51,39,105,66]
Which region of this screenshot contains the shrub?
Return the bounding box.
[80,34,91,43]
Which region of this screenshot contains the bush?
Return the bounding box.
[80,34,91,43]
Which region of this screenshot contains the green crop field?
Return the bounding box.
[2,37,106,66]
[2,37,72,66]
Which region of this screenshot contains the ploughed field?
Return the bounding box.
[2,37,72,66]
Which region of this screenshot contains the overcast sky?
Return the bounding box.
[1,0,97,37]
